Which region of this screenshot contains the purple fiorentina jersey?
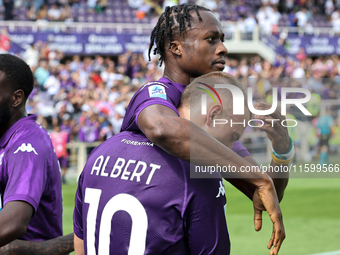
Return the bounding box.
[74,131,230,255]
[0,115,63,240]
[121,77,251,157]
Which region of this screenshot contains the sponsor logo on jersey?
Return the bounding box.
[216,180,225,198]
[141,81,168,90]
[0,152,4,165]
[14,143,38,155]
[148,85,167,100]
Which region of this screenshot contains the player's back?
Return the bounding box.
[74,131,230,255]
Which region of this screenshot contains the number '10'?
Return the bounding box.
[85,188,148,255]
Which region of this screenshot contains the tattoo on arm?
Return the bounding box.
[0,233,74,255]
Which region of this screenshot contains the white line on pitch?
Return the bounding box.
[310,250,340,255]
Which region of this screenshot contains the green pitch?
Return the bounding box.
[62,175,340,255]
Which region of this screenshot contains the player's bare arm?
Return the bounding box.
[0,233,74,255]
[0,201,33,247]
[74,234,84,255]
[254,102,290,198]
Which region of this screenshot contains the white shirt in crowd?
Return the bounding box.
[44,75,61,96]
[245,16,257,33]
[48,8,61,20]
[24,46,39,68]
[292,66,306,79]
[295,10,308,27]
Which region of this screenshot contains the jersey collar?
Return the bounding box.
[158,77,186,93]
[0,115,37,148]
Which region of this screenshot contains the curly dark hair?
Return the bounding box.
[0,54,34,99]
[148,4,211,67]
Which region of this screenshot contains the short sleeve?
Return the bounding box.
[232,141,251,158]
[73,172,84,240]
[3,141,48,213]
[121,82,182,132]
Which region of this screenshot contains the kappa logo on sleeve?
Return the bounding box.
[14,143,38,155]
[216,181,225,198]
[0,152,4,165]
[148,85,167,100]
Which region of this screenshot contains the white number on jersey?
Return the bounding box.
[84,188,148,255]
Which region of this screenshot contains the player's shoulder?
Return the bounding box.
[88,131,149,157]
[8,131,52,160]
[135,80,181,99]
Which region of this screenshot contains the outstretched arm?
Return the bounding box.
[0,233,74,255]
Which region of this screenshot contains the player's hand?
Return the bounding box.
[253,102,290,154]
[255,179,285,255]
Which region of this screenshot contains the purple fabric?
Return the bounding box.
[78,120,99,142]
[73,131,230,254]
[121,78,186,132]
[58,156,68,168]
[232,141,251,158]
[0,115,63,241]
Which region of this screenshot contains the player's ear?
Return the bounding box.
[169,40,182,56]
[12,89,25,108]
[206,105,223,126]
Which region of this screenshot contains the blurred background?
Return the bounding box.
[1,0,340,254]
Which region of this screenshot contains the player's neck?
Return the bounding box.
[163,67,191,85]
[0,111,27,138]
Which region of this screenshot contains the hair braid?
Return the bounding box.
[148,4,211,67]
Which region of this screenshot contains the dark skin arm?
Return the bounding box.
[0,233,74,255]
[227,103,290,202]
[138,104,285,255]
[227,156,289,202]
[0,201,33,247]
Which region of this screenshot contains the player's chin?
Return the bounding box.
[212,64,225,72]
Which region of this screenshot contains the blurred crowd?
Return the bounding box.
[2,0,340,33]
[25,41,163,144]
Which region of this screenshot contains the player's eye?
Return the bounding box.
[207,37,215,43]
[220,37,225,42]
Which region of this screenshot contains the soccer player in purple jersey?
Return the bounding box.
[120,4,288,255]
[0,54,73,254]
[73,72,259,255]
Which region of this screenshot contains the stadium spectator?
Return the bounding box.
[44,69,61,98]
[48,4,62,21]
[316,109,334,165]
[325,0,335,16]
[50,125,69,184]
[24,44,39,69]
[295,8,309,27]
[3,0,14,20]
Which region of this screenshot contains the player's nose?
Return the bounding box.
[216,41,228,57]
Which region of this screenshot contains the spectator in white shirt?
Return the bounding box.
[47,4,61,21]
[271,6,281,25]
[44,70,61,98]
[295,8,308,27]
[24,44,39,68]
[245,15,257,33]
[292,62,306,79]
[325,0,335,16]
